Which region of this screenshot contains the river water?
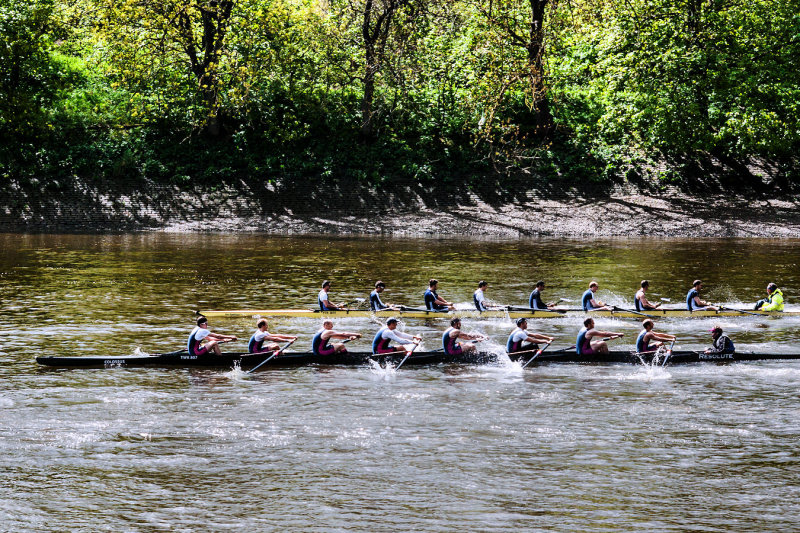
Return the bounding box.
[2,234,800,531]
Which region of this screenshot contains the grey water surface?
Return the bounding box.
[2,234,800,531]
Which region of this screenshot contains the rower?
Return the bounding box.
[582,281,613,312]
[506,318,554,354]
[634,280,661,311]
[473,280,499,311]
[311,320,361,356]
[248,318,298,354]
[187,316,237,356]
[369,281,396,311]
[635,319,675,354]
[576,317,624,355]
[529,280,556,310]
[424,279,455,311]
[372,318,421,354]
[754,283,784,311]
[704,325,735,354]
[442,318,485,355]
[686,279,719,311]
[318,280,344,311]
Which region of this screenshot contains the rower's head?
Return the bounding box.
[322,319,333,330]
[257,318,268,330]
[536,280,545,289]
[429,279,438,289]
[642,319,654,331]
[641,280,649,289]
[386,317,398,329]
[516,317,528,330]
[589,281,598,292]
[710,325,722,339]
[478,280,488,290]
[767,282,778,294]
[197,316,208,328]
[322,280,331,291]
[450,317,461,328]
[693,279,703,289]
[375,281,385,292]
[584,317,594,329]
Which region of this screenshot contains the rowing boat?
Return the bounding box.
[197,307,800,319]
[35,349,800,368]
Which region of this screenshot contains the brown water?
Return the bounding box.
[2,234,800,531]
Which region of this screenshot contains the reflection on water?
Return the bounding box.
[1,234,800,531]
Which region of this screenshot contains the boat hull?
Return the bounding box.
[35,349,800,368]
[197,308,799,319]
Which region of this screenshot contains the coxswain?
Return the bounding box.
[635,319,676,353]
[754,282,784,311]
[704,325,735,354]
[424,279,455,311]
[187,316,237,356]
[248,318,298,353]
[311,320,361,356]
[686,279,718,311]
[442,318,486,355]
[318,280,345,311]
[473,280,500,311]
[506,318,554,354]
[634,280,661,311]
[576,318,624,355]
[581,281,613,312]
[372,318,421,354]
[529,280,556,310]
[369,281,397,311]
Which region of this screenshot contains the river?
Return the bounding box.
[2,234,799,531]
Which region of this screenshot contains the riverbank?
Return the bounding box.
[2,175,799,237]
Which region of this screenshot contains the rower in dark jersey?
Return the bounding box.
[686,279,718,311]
[576,318,624,355]
[187,316,237,356]
[528,280,556,310]
[705,325,735,354]
[371,318,421,354]
[581,281,613,312]
[635,319,675,354]
[248,318,297,353]
[369,281,397,311]
[634,280,662,311]
[424,279,454,312]
[506,318,554,354]
[442,318,485,355]
[311,320,361,356]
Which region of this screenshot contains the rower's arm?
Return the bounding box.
[652,332,676,342]
[528,333,554,343]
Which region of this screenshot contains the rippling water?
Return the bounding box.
[2,234,800,531]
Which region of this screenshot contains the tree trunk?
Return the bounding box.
[526,0,553,136]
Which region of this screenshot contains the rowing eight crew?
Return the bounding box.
[187,316,735,359]
[331,278,788,313]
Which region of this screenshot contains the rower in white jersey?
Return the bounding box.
[248,318,298,353]
[506,318,554,354]
[318,280,346,311]
[372,318,421,354]
[187,316,237,356]
[473,280,500,311]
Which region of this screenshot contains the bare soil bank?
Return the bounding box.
[3,177,800,237]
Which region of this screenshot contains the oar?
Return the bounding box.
[394,341,422,370]
[506,305,567,314]
[340,297,366,310]
[661,339,676,367]
[719,305,763,317]
[612,305,656,319]
[398,305,429,312]
[246,339,295,374]
[521,342,552,369]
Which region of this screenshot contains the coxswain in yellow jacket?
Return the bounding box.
[754,283,784,311]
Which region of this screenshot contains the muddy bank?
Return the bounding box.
[2,176,800,237]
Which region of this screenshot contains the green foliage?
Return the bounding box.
[2,0,799,188]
